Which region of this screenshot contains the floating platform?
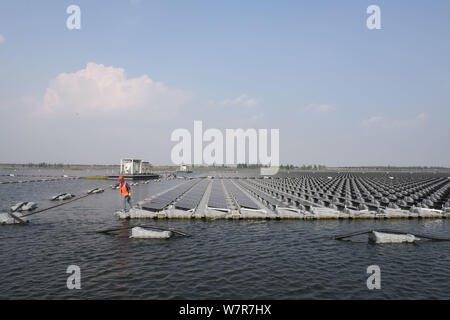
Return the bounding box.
[0,212,29,225]
[115,175,450,221]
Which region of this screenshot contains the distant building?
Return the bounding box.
[120,159,152,175]
[177,164,192,173]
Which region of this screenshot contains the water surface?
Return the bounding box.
[1,169,449,299]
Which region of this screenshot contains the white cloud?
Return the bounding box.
[0,34,5,44]
[301,104,336,113]
[362,115,384,127]
[362,113,429,128]
[392,112,428,127]
[416,113,428,120]
[222,94,259,107]
[40,62,192,115]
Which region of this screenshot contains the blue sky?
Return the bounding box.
[0,0,449,166]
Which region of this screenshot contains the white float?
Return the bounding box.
[311,207,342,219]
[59,194,74,200]
[343,208,375,219]
[52,193,74,201]
[0,212,29,225]
[122,208,158,219]
[130,227,172,239]
[239,208,272,219]
[411,207,443,218]
[369,231,418,244]
[380,208,410,219]
[203,209,230,219]
[166,209,194,219]
[10,202,37,212]
[276,208,308,219]
[115,210,131,219]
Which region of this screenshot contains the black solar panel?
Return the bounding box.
[141,180,199,212]
[224,180,260,210]
[238,180,285,208]
[175,180,210,211]
[208,180,228,209]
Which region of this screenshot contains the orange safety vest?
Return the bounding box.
[119,182,130,197]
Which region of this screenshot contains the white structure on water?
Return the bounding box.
[178,164,192,172]
[120,159,152,175]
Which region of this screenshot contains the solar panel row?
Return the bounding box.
[237,180,285,209]
[141,180,199,212]
[208,180,228,210]
[248,179,321,209]
[175,180,210,211]
[223,180,260,210]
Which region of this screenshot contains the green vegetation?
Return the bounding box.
[189,164,450,172]
[0,163,119,170]
[237,163,327,170]
[332,166,450,172]
[1,163,448,173]
[80,176,110,180]
[280,164,327,170]
[236,164,269,169]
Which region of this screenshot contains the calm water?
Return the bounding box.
[1,168,449,299]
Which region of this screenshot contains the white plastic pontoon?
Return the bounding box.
[130,227,172,239]
[369,231,418,244]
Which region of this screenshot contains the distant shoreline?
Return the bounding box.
[0,164,119,170]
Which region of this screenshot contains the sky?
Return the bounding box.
[0,0,449,167]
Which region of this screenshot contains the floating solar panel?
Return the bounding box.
[208,180,228,210]
[141,180,199,212]
[224,180,260,210]
[175,180,210,211]
[237,180,285,210]
[252,173,450,211]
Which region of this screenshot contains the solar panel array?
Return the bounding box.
[175,180,210,211]
[223,180,260,210]
[141,180,199,212]
[207,180,228,210]
[243,179,316,209]
[141,173,450,215]
[236,180,285,210]
[247,173,450,211]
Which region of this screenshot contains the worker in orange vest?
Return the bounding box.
[114,176,132,212]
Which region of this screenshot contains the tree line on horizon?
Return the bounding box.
[1,163,448,171]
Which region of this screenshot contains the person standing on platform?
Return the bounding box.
[114,176,132,212]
